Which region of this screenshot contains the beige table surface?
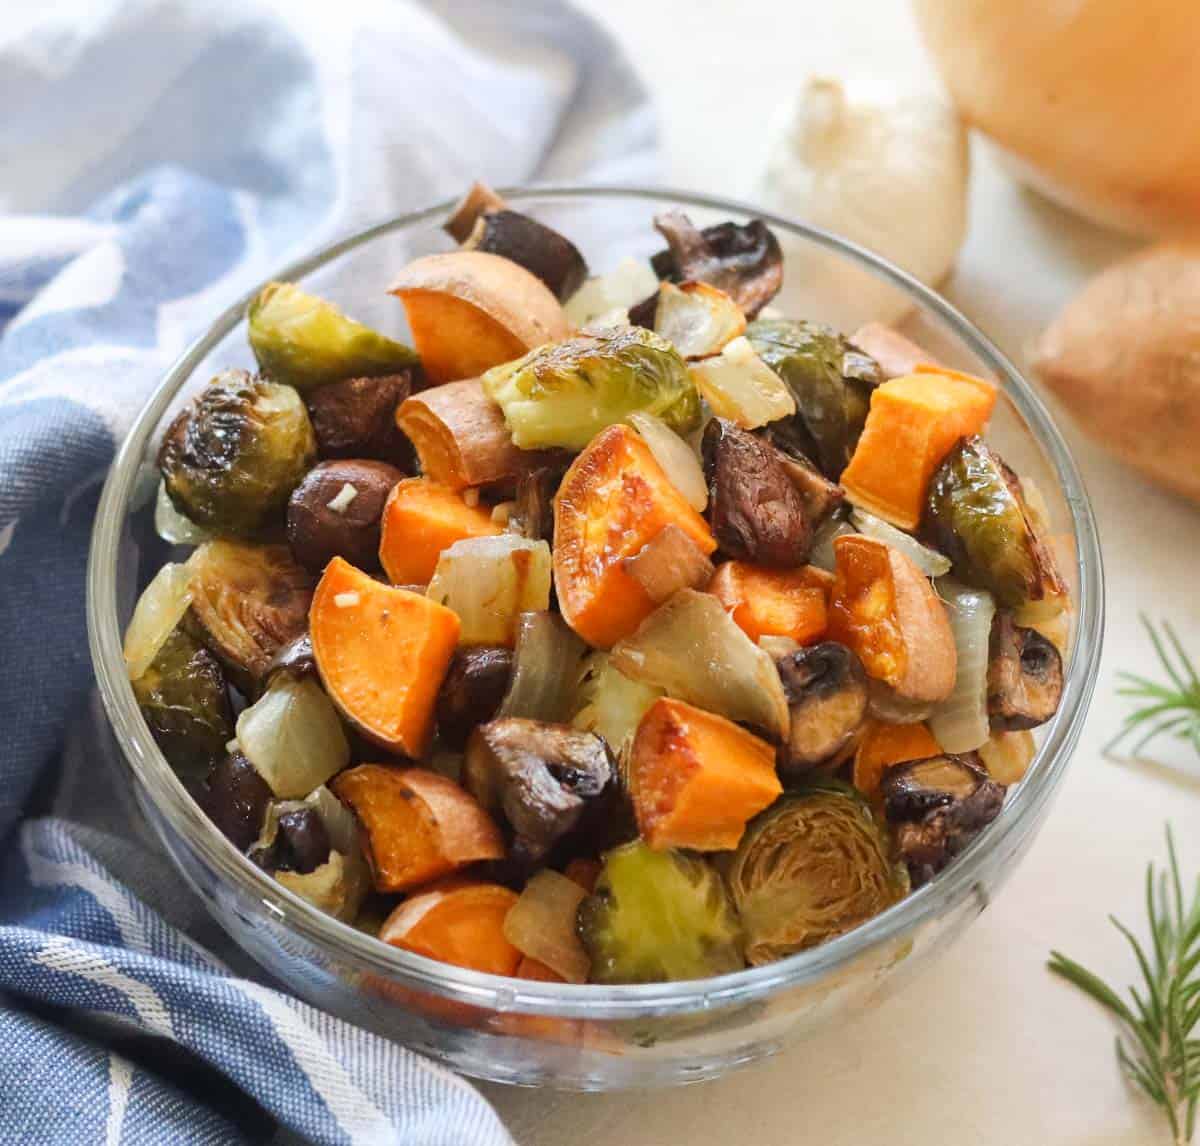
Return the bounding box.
[483,3,1200,1142]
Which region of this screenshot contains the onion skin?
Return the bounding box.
[1033,244,1200,503]
[913,0,1200,237]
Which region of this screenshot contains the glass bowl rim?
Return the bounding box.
[86,184,1104,1019]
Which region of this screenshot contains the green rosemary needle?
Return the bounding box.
[1104,617,1200,760]
[1049,827,1200,1144]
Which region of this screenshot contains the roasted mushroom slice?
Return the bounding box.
[461,209,589,302]
[987,612,1064,731]
[650,211,783,318]
[266,632,315,682]
[463,718,616,865]
[305,372,415,466]
[776,642,869,774]
[250,804,332,875]
[762,432,845,526]
[286,458,404,574]
[881,754,1006,886]
[186,539,314,696]
[510,464,565,542]
[201,752,273,851]
[435,647,515,750]
[702,418,811,566]
[158,369,316,536]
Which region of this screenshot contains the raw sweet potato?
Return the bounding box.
[553,425,717,648]
[379,879,521,975]
[840,370,996,529]
[331,765,504,893]
[396,379,561,492]
[629,697,781,852]
[390,251,570,385]
[311,557,460,756]
[827,535,956,703]
[707,561,831,644]
[852,720,942,807]
[378,476,501,586]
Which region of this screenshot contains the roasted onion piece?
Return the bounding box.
[726,784,906,964]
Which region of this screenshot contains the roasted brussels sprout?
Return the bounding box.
[987,612,1064,731]
[463,717,617,865]
[201,752,273,851]
[436,647,515,750]
[725,783,906,964]
[247,282,419,391]
[158,369,316,535]
[702,418,811,566]
[186,539,314,695]
[881,754,1005,886]
[250,805,331,875]
[305,372,415,466]
[481,327,700,451]
[131,627,233,776]
[578,842,744,983]
[925,436,1067,611]
[650,211,783,319]
[462,209,589,302]
[286,459,403,573]
[748,318,883,479]
[776,642,869,774]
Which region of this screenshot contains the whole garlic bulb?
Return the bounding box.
[753,76,969,327]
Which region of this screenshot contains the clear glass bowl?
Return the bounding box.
[86,187,1103,1091]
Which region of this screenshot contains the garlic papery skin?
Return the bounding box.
[752,75,969,328]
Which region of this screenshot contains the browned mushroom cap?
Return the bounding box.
[764,436,845,527]
[250,805,331,875]
[286,459,405,574]
[987,612,1064,731]
[266,632,315,682]
[881,753,1006,885]
[435,647,515,751]
[201,753,273,851]
[776,642,869,773]
[463,717,615,865]
[510,463,567,542]
[462,211,588,302]
[305,372,414,467]
[703,418,811,566]
[443,180,509,242]
[650,210,783,318]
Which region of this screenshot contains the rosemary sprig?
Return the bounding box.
[1104,617,1200,760]
[1049,827,1200,1144]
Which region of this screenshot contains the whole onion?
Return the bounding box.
[913,0,1200,237]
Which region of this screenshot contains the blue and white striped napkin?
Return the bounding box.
[0,1,655,1139]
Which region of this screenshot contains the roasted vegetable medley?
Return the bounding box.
[126,183,1070,986]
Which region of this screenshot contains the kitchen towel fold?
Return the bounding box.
[0,0,655,1141]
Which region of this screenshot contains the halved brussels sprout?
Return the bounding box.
[747,318,883,479]
[158,369,316,536]
[186,539,314,695]
[248,282,419,391]
[925,437,1067,611]
[725,783,907,965]
[579,842,744,983]
[481,327,700,450]
[131,627,233,776]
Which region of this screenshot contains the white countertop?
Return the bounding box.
[484,2,1200,1142]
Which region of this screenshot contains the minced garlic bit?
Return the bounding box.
[462,488,481,507]
[327,482,359,513]
[491,500,516,525]
[333,591,361,608]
